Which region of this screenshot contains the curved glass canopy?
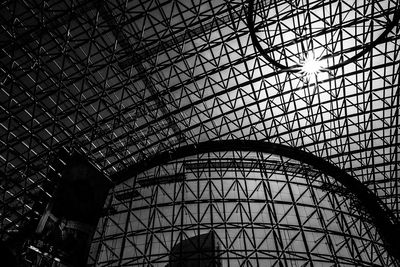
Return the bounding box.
[91,150,396,266]
[0,0,399,265]
[247,0,400,71]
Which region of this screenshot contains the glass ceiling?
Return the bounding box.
[91,151,396,266]
[0,0,399,243]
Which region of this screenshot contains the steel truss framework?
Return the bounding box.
[247,0,400,71]
[90,148,396,266]
[0,0,399,265]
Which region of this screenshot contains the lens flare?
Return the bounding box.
[301,54,323,75]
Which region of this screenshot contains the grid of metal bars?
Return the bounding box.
[90,151,396,266]
[248,0,400,71]
[0,0,399,264]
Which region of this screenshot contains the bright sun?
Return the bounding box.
[301,55,323,75]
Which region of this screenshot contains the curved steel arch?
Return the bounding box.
[111,140,400,262]
[247,0,400,72]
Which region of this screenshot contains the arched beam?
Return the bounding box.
[111,140,400,262]
[247,0,400,71]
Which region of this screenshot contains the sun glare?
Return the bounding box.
[301,55,323,75]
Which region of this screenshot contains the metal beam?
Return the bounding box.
[246,0,400,71]
[110,139,400,263]
[96,1,186,143]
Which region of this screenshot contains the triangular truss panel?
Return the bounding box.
[0,0,399,264]
[91,151,396,266]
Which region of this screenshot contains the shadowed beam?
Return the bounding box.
[96,1,186,143]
